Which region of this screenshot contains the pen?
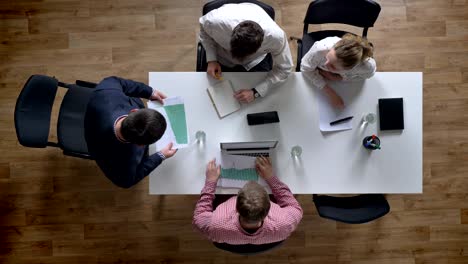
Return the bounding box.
[330,116,354,126]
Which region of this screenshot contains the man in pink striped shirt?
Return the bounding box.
[193,157,303,245]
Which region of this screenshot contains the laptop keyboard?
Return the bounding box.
[235,153,270,158]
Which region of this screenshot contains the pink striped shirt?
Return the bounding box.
[192,176,303,245]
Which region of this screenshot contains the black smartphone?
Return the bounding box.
[247,111,280,126]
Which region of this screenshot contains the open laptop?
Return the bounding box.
[220,141,278,157]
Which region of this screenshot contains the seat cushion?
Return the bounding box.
[313,194,390,224]
[57,84,94,155]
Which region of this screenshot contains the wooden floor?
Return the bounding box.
[1,0,468,263]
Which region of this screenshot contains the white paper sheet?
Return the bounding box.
[148,97,189,150]
[317,81,357,132]
[207,80,241,119]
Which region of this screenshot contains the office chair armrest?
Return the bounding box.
[196,42,207,72]
[63,150,94,160]
[76,80,97,88]
[296,39,302,72]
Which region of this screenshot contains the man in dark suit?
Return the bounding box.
[85,76,177,188]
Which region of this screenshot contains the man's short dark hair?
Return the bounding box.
[121,109,167,145]
[236,181,271,223]
[230,20,264,60]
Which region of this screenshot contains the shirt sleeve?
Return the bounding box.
[342,58,377,81]
[300,42,328,90]
[97,76,153,99]
[192,180,218,237]
[265,176,303,228]
[255,32,294,97]
[199,18,218,63]
[132,153,164,185]
[99,151,163,189]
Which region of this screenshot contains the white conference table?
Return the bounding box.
[148,72,422,195]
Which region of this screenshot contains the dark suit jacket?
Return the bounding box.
[84,76,163,188]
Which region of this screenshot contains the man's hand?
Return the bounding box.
[161,142,177,159]
[323,85,345,109]
[205,158,221,182]
[207,61,222,80]
[319,69,343,81]
[256,156,273,180]
[150,90,167,104]
[234,89,255,103]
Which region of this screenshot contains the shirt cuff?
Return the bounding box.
[156,151,166,161]
[255,81,269,97]
[314,76,327,90]
[205,50,217,63]
[151,88,157,98]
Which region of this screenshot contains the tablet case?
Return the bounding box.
[378,98,404,130]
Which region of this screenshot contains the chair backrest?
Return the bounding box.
[303,0,381,34]
[313,194,390,224]
[14,75,58,148]
[213,240,284,255]
[57,84,94,158]
[202,0,275,20]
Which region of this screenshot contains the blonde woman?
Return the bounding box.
[300,34,376,108]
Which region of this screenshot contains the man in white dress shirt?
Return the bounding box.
[199,3,293,104]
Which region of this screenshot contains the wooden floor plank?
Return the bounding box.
[0,1,89,19]
[29,15,155,34]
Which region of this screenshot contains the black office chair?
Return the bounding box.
[14,75,96,159]
[196,0,275,72]
[293,0,381,72]
[313,194,390,224]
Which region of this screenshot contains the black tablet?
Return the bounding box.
[378,98,404,130]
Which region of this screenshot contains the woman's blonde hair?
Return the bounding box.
[333,33,374,69]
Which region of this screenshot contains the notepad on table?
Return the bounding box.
[207,80,241,119]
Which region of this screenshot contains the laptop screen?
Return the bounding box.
[220,141,278,150]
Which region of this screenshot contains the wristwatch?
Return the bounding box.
[251,88,260,99]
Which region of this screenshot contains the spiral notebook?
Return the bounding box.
[207,80,241,119]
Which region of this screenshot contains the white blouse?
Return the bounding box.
[300,36,376,89]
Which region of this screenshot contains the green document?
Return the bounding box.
[221,168,259,181]
[164,104,188,144]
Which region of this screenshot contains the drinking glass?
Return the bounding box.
[291,145,302,158]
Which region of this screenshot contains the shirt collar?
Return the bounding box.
[113,114,129,143]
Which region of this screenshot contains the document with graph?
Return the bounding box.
[216,153,268,189]
[148,96,189,149]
